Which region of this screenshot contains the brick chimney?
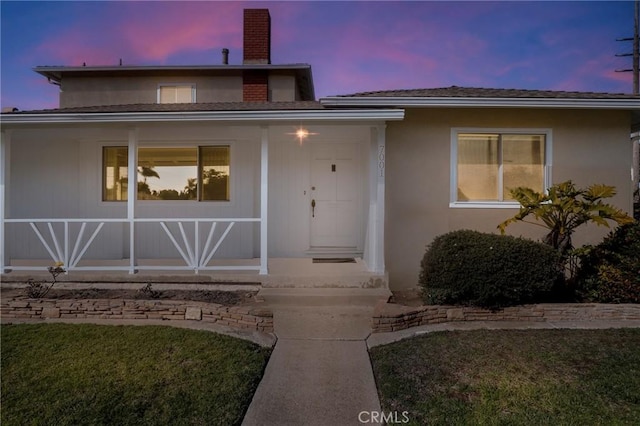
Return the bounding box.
[243,72,269,102]
[243,9,271,65]
[243,9,271,102]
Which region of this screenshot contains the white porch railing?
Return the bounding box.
[2,217,262,274]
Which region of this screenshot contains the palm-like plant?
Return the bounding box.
[138,166,159,182]
[498,181,634,256]
[137,166,160,196]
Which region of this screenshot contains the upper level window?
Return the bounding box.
[158,84,195,103]
[451,129,550,207]
[103,145,230,201]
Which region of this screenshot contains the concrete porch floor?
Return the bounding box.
[1,257,388,290]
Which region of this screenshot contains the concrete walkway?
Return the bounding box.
[241,288,388,426]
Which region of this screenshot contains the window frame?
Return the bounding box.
[157,84,197,104]
[101,143,232,203]
[450,127,552,208]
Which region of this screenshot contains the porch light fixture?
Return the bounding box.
[288,126,317,145]
[296,128,309,140]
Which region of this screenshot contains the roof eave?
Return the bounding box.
[36,70,62,83]
[0,109,405,125]
[34,63,313,77]
[320,96,640,110]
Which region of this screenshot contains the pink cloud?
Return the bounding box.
[32,2,249,66]
[119,2,243,63]
[550,52,632,93]
[34,28,121,66]
[266,2,309,48]
[302,8,492,96]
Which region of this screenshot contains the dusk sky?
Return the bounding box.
[0,1,636,111]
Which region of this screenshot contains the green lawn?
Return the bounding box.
[370,328,640,425]
[1,323,271,426]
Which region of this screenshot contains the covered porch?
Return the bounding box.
[0,107,403,286]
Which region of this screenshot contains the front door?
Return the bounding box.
[309,143,361,249]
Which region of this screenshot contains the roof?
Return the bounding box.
[7,101,326,114]
[333,86,640,99]
[321,86,640,131]
[321,86,640,114]
[3,85,637,128]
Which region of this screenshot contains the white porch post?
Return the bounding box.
[365,124,386,273]
[259,126,269,275]
[0,131,10,273]
[127,128,138,274]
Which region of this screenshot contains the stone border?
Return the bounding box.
[1,297,273,333]
[372,301,640,333]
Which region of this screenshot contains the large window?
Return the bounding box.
[102,146,230,201]
[452,130,549,206]
[158,84,195,103]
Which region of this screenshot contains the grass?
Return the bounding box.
[1,323,271,426]
[370,328,640,425]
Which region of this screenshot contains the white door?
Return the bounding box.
[309,143,361,249]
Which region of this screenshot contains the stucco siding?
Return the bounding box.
[59,73,302,107]
[60,75,244,107]
[385,108,633,290]
[268,74,298,102]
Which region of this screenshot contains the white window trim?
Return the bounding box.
[449,127,553,208]
[157,84,197,104]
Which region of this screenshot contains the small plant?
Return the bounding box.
[498,181,634,256]
[138,283,162,299]
[24,263,65,298]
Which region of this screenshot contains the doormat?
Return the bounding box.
[312,258,356,264]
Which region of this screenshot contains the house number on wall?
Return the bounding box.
[378,145,385,177]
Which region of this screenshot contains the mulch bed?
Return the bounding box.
[1,288,257,307]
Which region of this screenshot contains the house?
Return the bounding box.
[1,9,639,290]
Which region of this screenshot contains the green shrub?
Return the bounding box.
[420,230,563,309]
[575,222,640,303]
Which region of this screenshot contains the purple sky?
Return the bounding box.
[0,1,635,111]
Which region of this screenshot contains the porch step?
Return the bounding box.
[259,257,388,289]
[259,274,387,289]
[305,247,363,258]
[257,287,392,307]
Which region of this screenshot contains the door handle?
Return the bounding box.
[311,199,316,218]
